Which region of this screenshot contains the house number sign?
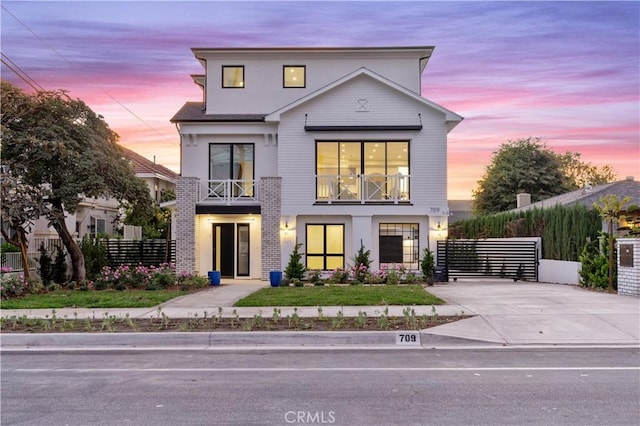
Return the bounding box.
[396,332,421,346]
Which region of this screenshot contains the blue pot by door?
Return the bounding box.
[269,271,282,287]
[208,271,221,286]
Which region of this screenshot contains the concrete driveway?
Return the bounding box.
[424,280,640,345]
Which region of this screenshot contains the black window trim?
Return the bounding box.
[305,223,345,270]
[283,65,306,88]
[222,65,245,89]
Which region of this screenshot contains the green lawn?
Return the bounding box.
[234,284,444,307]
[0,289,191,309]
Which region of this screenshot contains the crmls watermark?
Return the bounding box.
[284,410,336,424]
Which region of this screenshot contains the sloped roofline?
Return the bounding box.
[510,178,639,213]
[264,67,463,129]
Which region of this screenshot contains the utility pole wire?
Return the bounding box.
[1,53,45,92]
[1,4,164,136]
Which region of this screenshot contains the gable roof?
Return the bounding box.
[264,67,463,131]
[511,178,640,213]
[119,145,178,181]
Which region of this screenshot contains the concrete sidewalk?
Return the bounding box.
[1,280,638,348]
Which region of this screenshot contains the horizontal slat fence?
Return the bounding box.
[103,240,176,267]
[437,239,539,281]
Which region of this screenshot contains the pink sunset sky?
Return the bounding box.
[2,1,638,199]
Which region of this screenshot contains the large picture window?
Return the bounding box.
[379,223,419,270]
[306,224,344,270]
[316,141,409,201]
[209,144,254,197]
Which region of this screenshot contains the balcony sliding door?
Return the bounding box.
[209,143,254,197]
[316,141,409,201]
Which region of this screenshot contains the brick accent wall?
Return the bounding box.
[176,177,198,274]
[617,238,640,296]
[260,177,282,280]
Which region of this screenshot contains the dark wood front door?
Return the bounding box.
[212,223,235,277]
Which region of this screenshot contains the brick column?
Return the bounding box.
[176,177,198,275]
[617,238,640,296]
[260,177,282,280]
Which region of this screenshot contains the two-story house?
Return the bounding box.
[171,46,463,280]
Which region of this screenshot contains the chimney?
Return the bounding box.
[517,193,531,208]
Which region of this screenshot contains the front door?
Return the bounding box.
[212,223,234,277]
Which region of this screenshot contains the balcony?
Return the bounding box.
[316,174,410,204]
[198,179,258,205]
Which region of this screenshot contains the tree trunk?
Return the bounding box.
[17,229,31,280]
[50,201,85,282]
[1,227,31,279]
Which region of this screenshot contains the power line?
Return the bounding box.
[1,53,45,91]
[1,4,164,136]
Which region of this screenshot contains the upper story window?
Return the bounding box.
[316,141,410,202]
[222,66,244,88]
[283,65,305,88]
[209,143,255,197]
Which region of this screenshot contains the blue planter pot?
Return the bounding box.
[208,271,221,286]
[269,271,282,287]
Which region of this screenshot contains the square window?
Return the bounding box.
[222,66,244,88]
[284,65,305,88]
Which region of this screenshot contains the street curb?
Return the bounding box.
[0,330,496,349]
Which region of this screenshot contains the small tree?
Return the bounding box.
[352,241,371,282]
[284,243,306,281]
[420,248,435,285]
[593,194,630,291]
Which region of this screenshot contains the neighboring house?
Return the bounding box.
[120,146,178,203]
[510,177,640,233]
[22,146,176,243]
[171,46,463,280]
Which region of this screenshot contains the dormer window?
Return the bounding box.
[283,65,305,88]
[222,66,244,88]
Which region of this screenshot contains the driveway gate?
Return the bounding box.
[436,238,539,282]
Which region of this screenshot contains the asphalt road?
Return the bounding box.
[2,347,639,425]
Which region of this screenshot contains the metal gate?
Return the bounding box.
[436,238,539,282]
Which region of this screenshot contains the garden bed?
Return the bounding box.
[0,312,469,333]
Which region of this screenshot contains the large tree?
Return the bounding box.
[1,80,152,282]
[473,137,617,214]
[557,152,618,189]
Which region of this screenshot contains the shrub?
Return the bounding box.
[80,237,109,280]
[579,234,616,290]
[38,242,53,286]
[328,268,349,284]
[52,245,67,285]
[1,274,44,299]
[151,269,176,289]
[176,271,209,290]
